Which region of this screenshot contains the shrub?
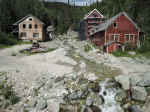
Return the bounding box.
[84,44,93,52]
[138,39,150,53]
[0,32,18,46]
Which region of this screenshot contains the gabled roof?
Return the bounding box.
[13,14,44,25]
[89,12,140,36]
[84,9,104,20]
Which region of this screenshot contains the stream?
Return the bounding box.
[99,79,123,112]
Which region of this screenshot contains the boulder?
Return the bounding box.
[128,51,136,56]
[85,73,98,82]
[131,86,148,101]
[128,105,143,112]
[136,73,150,87]
[143,96,150,112]
[36,98,47,110]
[27,98,37,108]
[115,90,127,102]
[86,97,94,106]
[115,75,130,90]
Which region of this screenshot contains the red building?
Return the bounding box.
[83,9,104,40]
[88,12,141,53]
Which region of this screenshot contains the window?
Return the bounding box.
[20,32,27,37]
[23,24,26,29]
[93,13,98,17]
[110,34,120,42]
[114,22,117,28]
[35,24,38,29]
[29,18,32,21]
[29,24,32,29]
[125,34,135,42]
[33,33,39,38]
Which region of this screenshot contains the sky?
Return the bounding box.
[46,0,102,6]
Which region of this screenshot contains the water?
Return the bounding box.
[99,79,123,112]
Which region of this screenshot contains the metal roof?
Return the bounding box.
[13,14,44,25]
[84,9,104,20]
[89,12,140,36]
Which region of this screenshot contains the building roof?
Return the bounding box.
[13,14,44,25]
[84,9,104,20]
[89,12,140,36]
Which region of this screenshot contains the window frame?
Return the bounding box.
[29,24,32,29]
[33,33,39,38]
[34,24,38,29]
[109,34,120,42]
[124,34,135,42]
[21,32,27,37]
[23,24,26,29]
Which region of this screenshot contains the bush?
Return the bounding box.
[84,44,93,52]
[138,39,150,53]
[0,32,18,46]
[112,50,129,57]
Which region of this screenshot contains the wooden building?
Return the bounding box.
[79,9,104,40]
[13,15,45,41]
[88,12,141,53]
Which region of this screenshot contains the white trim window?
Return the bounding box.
[110,34,120,42]
[125,34,135,42]
[33,33,39,38]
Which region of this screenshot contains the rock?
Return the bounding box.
[80,61,86,69]
[90,105,101,112]
[131,86,148,101]
[143,96,150,112]
[87,92,104,107]
[88,82,100,93]
[115,90,127,102]
[137,80,150,87]
[36,98,47,110]
[27,98,37,108]
[81,105,101,112]
[130,75,141,86]
[136,73,150,87]
[85,73,98,81]
[68,89,88,100]
[128,51,136,56]
[115,75,130,90]
[128,105,143,112]
[86,97,94,106]
[55,76,64,83]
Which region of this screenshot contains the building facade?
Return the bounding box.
[88,12,141,53]
[13,15,45,41]
[79,9,104,40]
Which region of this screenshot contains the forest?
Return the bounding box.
[0,0,150,46]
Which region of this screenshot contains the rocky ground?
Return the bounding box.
[0,31,150,112]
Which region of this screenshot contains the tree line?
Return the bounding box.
[0,0,150,45]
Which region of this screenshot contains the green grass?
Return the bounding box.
[112,50,150,59]
[112,51,138,58]
[19,48,57,56]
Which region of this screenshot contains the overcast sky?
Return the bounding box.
[46,0,102,6]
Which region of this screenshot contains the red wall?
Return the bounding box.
[106,14,139,47]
